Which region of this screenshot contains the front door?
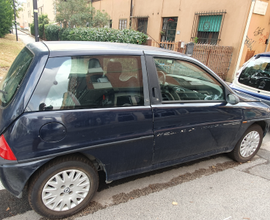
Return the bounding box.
[148,56,243,164]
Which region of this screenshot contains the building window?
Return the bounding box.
[119,19,127,30]
[137,18,148,34]
[191,11,226,45]
[161,17,178,42]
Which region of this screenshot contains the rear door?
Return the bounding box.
[146,55,243,164]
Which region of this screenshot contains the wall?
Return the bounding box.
[18,0,55,29]
[240,0,270,67]
[93,0,251,81]
[92,0,130,29]
[18,3,28,29]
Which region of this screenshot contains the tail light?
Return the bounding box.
[0,135,17,160]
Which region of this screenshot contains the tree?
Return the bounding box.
[92,10,110,28]
[55,0,110,28]
[30,14,50,39]
[38,14,49,25]
[0,0,13,37]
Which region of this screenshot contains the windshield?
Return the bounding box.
[238,56,270,92]
[0,47,33,107]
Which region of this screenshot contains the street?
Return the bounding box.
[0,31,269,220]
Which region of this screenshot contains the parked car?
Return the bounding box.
[231,52,270,106]
[0,42,269,218]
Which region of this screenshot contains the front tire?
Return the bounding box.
[28,155,98,219]
[229,124,263,162]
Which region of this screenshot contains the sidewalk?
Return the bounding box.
[16,30,35,45]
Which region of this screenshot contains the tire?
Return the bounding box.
[229,124,263,162]
[28,155,99,219]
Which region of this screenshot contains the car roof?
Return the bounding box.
[39,41,188,58]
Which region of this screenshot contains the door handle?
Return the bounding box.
[152,87,158,97]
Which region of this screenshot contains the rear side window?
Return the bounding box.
[28,55,144,111]
[238,56,270,91]
[0,47,33,107]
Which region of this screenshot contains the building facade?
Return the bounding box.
[92,0,270,81]
[18,0,56,29]
[18,0,270,81]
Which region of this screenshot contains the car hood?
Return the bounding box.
[233,90,262,102]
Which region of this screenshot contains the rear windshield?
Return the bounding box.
[238,56,270,92]
[0,47,33,107]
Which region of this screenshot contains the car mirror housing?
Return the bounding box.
[227,93,240,105]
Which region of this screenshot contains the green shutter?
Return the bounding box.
[198,15,222,32]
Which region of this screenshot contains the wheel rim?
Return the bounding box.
[42,169,90,211]
[240,130,260,158]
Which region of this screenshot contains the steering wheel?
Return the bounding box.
[157,71,166,85]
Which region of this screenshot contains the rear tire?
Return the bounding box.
[229,124,263,162]
[28,155,98,219]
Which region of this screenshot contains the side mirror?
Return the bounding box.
[227,94,240,105]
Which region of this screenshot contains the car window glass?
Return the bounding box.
[29,56,144,111]
[154,58,224,101]
[0,47,33,107]
[238,56,270,91]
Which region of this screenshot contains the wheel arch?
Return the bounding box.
[252,120,268,136]
[27,152,107,189]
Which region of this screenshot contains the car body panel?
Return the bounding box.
[0,41,269,198]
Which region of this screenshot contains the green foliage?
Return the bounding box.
[30,23,34,36]
[38,14,49,25]
[39,24,45,39]
[45,24,61,41]
[92,10,110,28]
[55,0,110,28]
[193,37,198,44]
[0,0,13,37]
[59,27,148,44]
[31,14,49,39]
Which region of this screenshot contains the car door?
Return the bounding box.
[145,55,243,164]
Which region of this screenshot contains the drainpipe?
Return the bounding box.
[234,0,255,76]
[130,0,133,29]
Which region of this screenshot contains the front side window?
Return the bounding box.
[0,47,33,107]
[28,55,144,111]
[154,58,224,102]
[238,56,270,91]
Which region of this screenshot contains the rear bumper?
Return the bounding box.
[0,158,50,198]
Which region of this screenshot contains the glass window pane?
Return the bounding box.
[154,58,224,102]
[238,57,270,91]
[0,47,33,107]
[30,56,144,111]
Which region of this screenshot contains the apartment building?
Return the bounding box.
[92,0,270,81]
[18,0,56,29]
[18,0,270,81]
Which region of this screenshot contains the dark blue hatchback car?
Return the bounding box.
[0,41,269,218]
